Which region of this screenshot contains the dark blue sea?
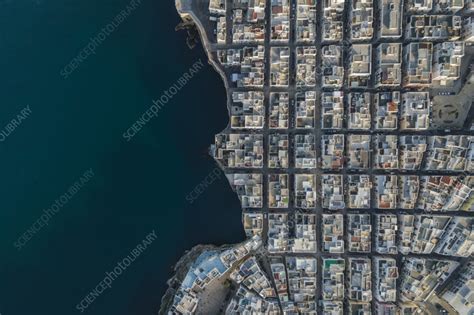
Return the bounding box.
[0,0,244,314]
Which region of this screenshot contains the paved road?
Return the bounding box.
[186,0,473,313]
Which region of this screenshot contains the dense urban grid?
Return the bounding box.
[167,0,474,314]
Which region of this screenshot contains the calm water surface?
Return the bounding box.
[0,1,244,314]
